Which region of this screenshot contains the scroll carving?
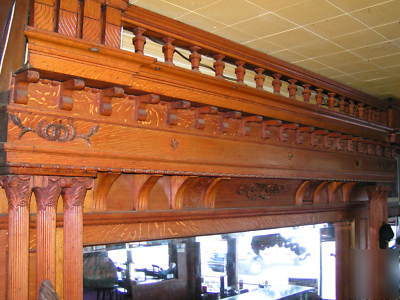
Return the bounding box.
[0,175,32,208]
[10,115,99,144]
[237,183,284,201]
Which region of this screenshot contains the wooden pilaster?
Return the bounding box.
[0,175,32,300]
[33,176,62,294]
[61,177,93,300]
[334,221,352,300]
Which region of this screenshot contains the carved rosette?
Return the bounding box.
[0,175,32,209]
[61,177,94,209]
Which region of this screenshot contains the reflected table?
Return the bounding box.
[224,285,314,300]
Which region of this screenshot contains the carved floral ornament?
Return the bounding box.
[237,183,285,201]
[10,115,99,145]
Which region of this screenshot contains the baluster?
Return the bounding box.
[189,46,201,72]
[327,92,336,109]
[364,106,370,121]
[368,107,374,122]
[357,103,364,119]
[316,89,324,106]
[235,60,246,84]
[133,27,146,55]
[288,79,297,99]
[339,97,346,113]
[302,84,311,103]
[348,101,355,116]
[380,110,388,125]
[272,73,282,94]
[213,54,225,78]
[254,68,265,89]
[162,37,175,64]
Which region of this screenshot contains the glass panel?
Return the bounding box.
[83,223,333,300]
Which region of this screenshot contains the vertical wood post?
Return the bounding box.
[334,221,352,300]
[366,184,390,299]
[61,177,93,300]
[33,176,62,294]
[0,175,32,300]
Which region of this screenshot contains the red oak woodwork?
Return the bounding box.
[61,177,93,300]
[1,2,399,299]
[0,175,32,300]
[33,176,61,294]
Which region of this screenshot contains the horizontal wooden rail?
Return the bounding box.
[122,5,390,127]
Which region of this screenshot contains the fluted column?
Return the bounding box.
[0,175,32,300]
[61,177,93,300]
[33,176,62,294]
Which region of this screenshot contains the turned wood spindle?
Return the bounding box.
[348,101,355,116]
[380,110,388,125]
[62,178,93,300]
[339,96,346,113]
[327,92,336,109]
[162,37,175,64]
[272,73,282,94]
[288,79,297,99]
[357,103,364,119]
[213,54,225,78]
[254,68,265,89]
[189,46,201,71]
[132,27,146,55]
[34,177,61,295]
[235,60,246,84]
[302,84,311,103]
[0,175,32,300]
[315,89,324,106]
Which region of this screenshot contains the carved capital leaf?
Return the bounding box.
[0,175,32,209]
[61,177,94,209]
[367,184,391,200]
[33,176,62,211]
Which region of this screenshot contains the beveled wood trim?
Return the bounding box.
[122,5,386,109]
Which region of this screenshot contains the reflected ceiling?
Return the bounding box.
[130,0,400,101]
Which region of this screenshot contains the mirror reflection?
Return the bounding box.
[83,223,335,300]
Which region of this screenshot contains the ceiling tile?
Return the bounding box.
[315,67,344,77]
[334,61,377,73]
[292,40,343,57]
[275,0,342,25]
[265,28,319,48]
[370,53,400,67]
[351,1,400,27]
[212,26,257,43]
[351,70,391,81]
[332,29,385,49]
[373,22,400,40]
[231,13,296,38]
[330,74,363,85]
[163,0,216,10]
[247,0,307,12]
[315,51,362,65]
[270,50,306,62]
[326,0,388,12]
[293,59,327,71]
[305,15,366,39]
[243,38,285,54]
[195,0,265,25]
[132,0,189,19]
[177,13,226,32]
[352,41,400,59]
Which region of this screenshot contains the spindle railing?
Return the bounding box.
[27,1,393,129]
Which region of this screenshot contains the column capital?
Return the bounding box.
[33,176,62,211]
[366,184,391,200]
[0,175,32,209]
[61,177,94,209]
